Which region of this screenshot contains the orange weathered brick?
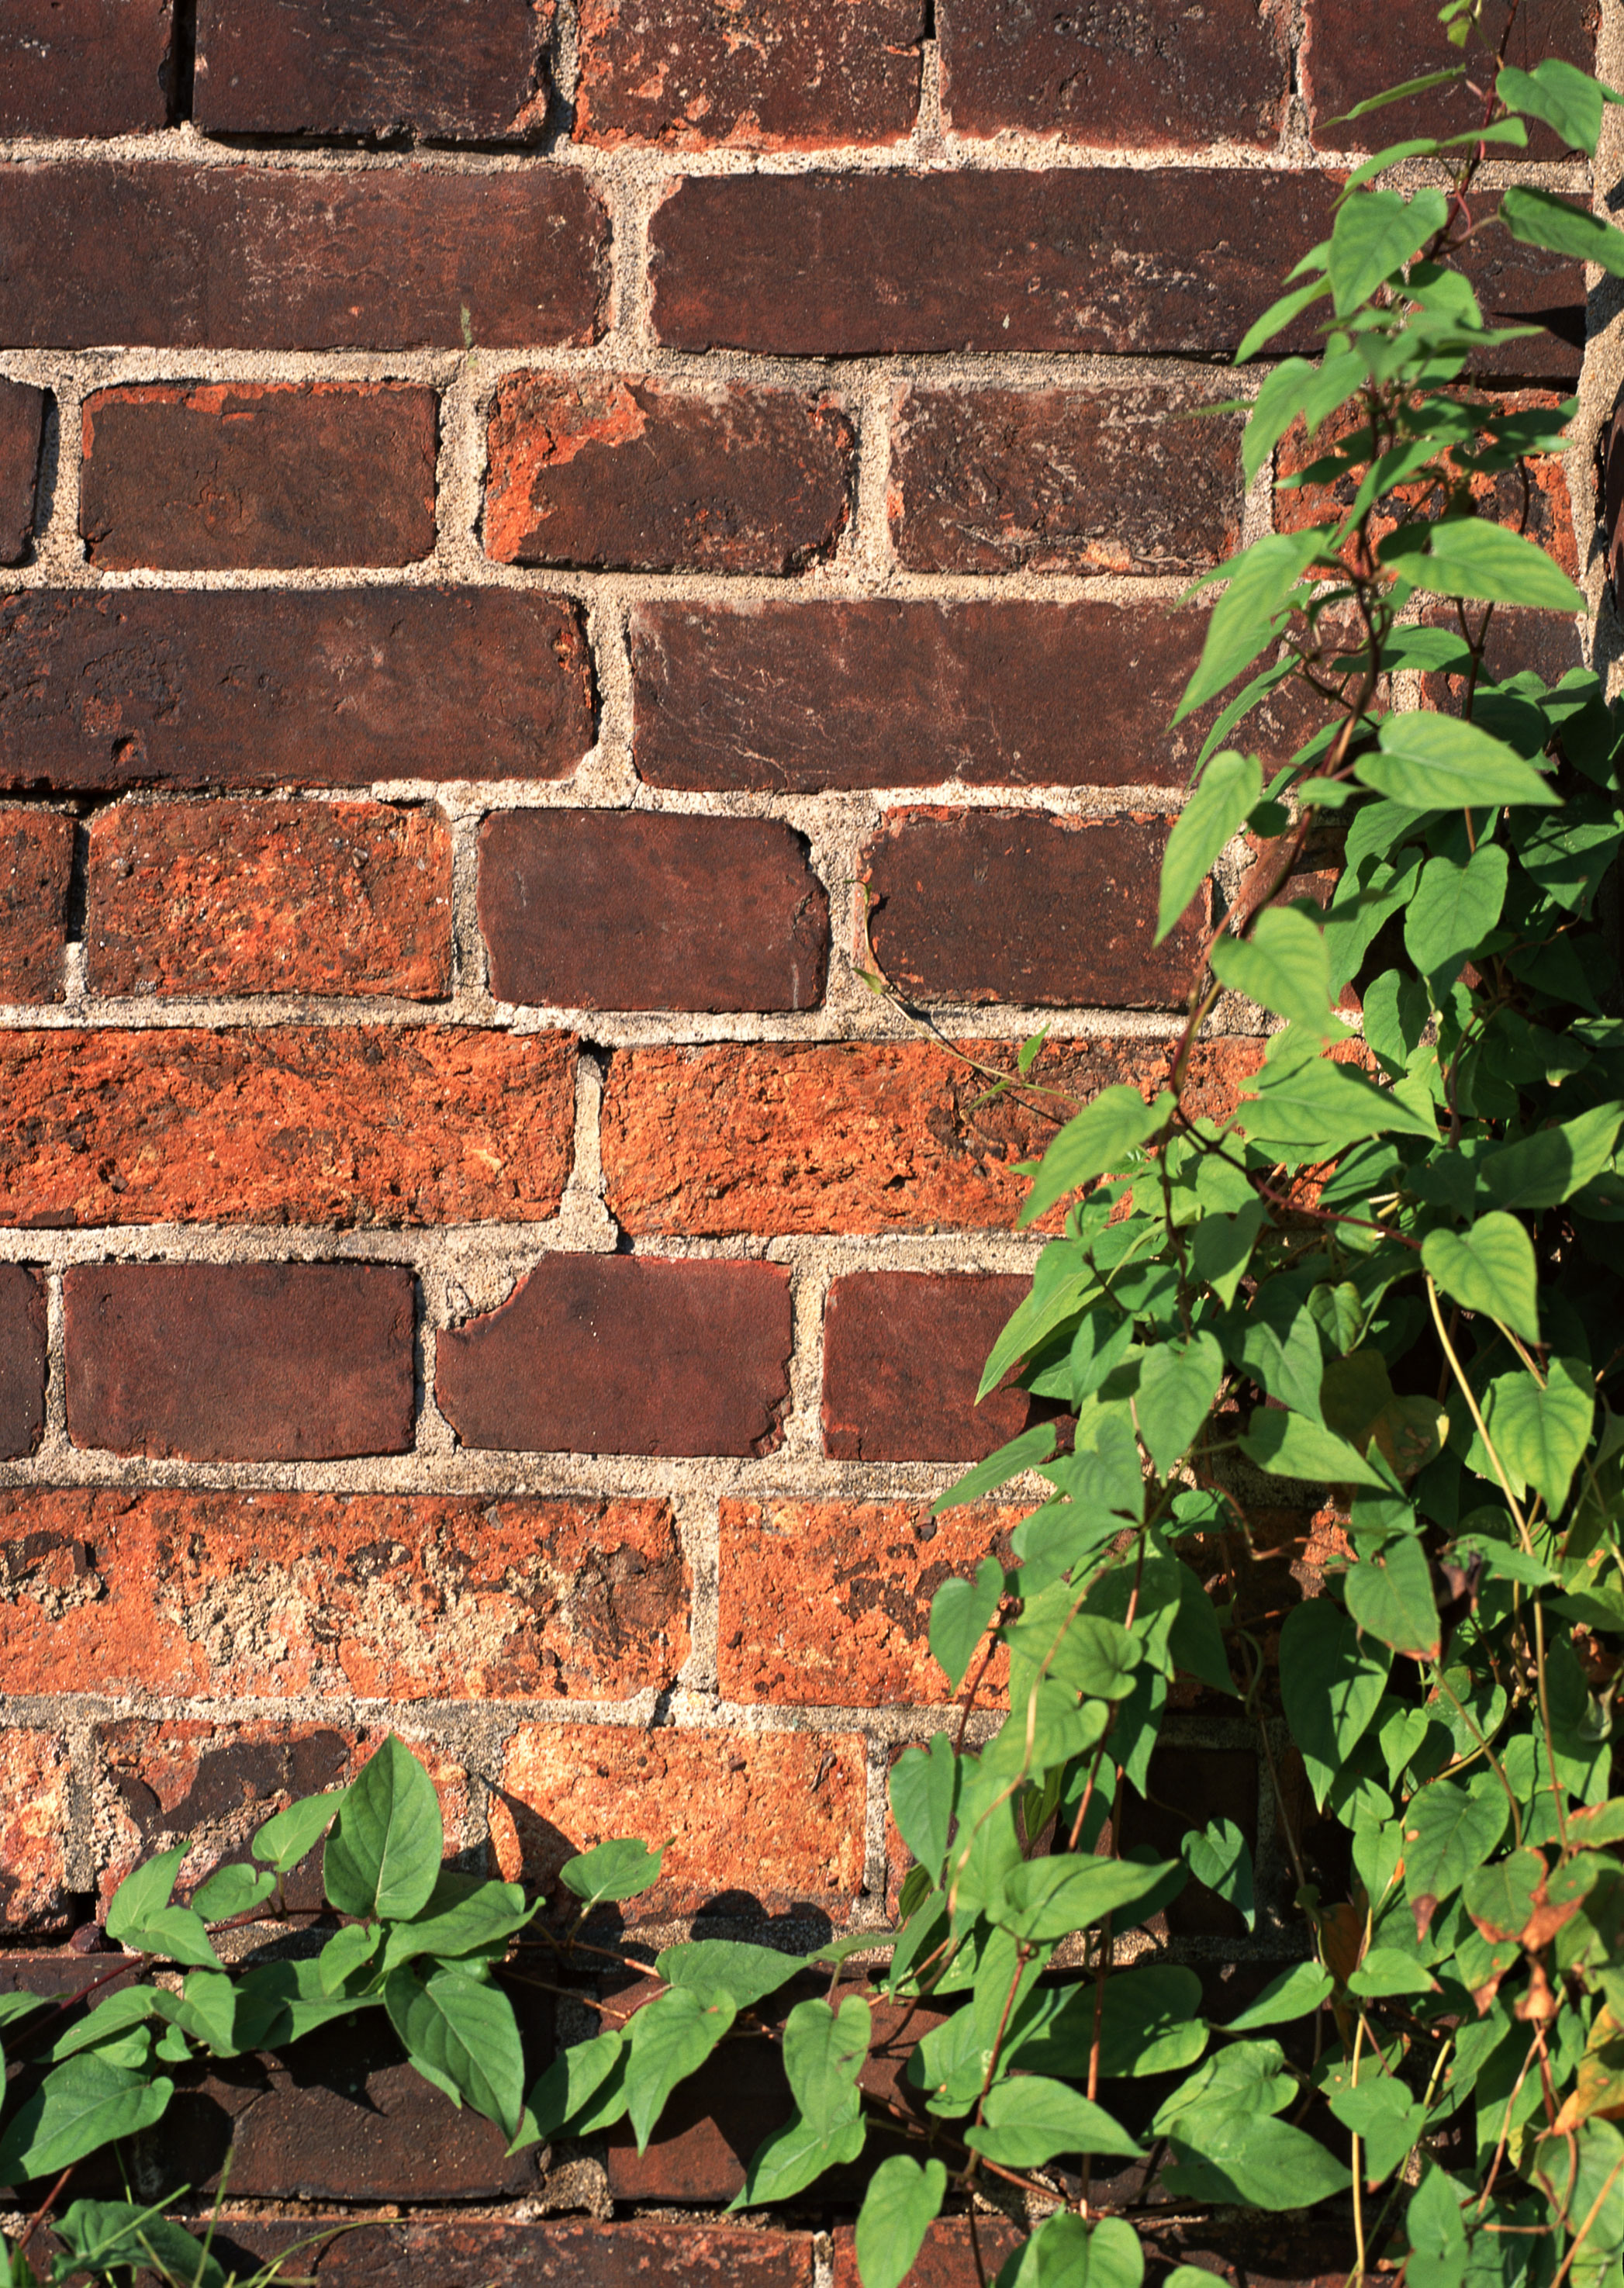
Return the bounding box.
[601,1036,1263,1235]
[0,1025,574,1225]
[491,1724,867,1916]
[0,1489,689,1702]
[719,1500,1021,1707]
[0,1728,72,1935]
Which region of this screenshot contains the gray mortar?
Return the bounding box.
[0,0,1612,1947]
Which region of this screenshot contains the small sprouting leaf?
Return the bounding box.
[624,1986,737,2153]
[319,1921,380,1996]
[1499,184,1624,278]
[383,1962,527,2141]
[1404,845,1509,983]
[1280,1599,1391,1810]
[1158,750,1260,942]
[1020,1086,1173,1228]
[188,1864,276,1922]
[966,2076,1143,2169]
[0,2055,174,2183]
[1422,1214,1541,1345]
[928,1556,1006,1692]
[323,1736,443,1924]
[1223,1962,1333,2030]
[854,2155,948,2288]
[1359,714,1557,810]
[252,1786,347,1874]
[1346,1533,1440,1659]
[1327,186,1449,315]
[933,1422,1058,1512]
[558,1837,664,1908]
[1175,532,1329,721]
[1182,1820,1256,1931]
[1135,1332,1223,1478]
[1403,1782,1508,1909]
[1212,906,1336,1034]
[105,1847,222,1972]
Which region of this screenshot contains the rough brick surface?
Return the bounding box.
[650,168,1337,354]
[93,1719,468,1907]
[479,810,828,1011]
[80,384,439,571]
[631,600,1323,793]
[0,382,43,565]
[1304,0,1598,150]
[821,1272,1037,1461]
[831,2221,1025,2288]
[0,1265,47,1462]
[0,1730,71,1935]
[941,0,1290,149]
[490,1724,866,1914]
[720,1498,1023,1704]
[0,808,73,1004]
[437,1255,793,1457]
[85,800,451,1001]
[0,591,594,793]
[0,1027,574,1226]
[193,0,548,138]
[576,0,923,147]
[485,374,853,571]
[1451,216,1586,381]
[604,2036,797,2201]
[210,2220,813,2287]
[889,381,1242,575]
[863,810,1204,1007]
[0,1488,688,1700]
[603,1037,1264,1235]
[0,0,172,137]
[65,1263,416,1460]
[0,164,606,350]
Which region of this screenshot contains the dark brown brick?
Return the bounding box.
[650,168,1338,354]
[890,381,1243,575]
[80,383,438,571]
[1121,1745,1258,1937]
[0,590,593,793]
[1452,206,1586,382]
[0,808,72,1004]
[832,2221,1025,2288]
[485,373,853,572]
[631,600,1324,794]
[1304,0,1597,152]
[864,809,1204,1007]
[0,164,605,349]
[822,1271,1038,1463]
[437,1255,792,1457]
[65,1262,416,1460]
[605,2034,796,2201]
[575,0,922,148]
[941,0,1290,148]
[478,810,828,1012]
[0,383,43,565]
[0,0,172,137]
[193,0,548,138]
[0,1266,46,1463]
[85,799,452,1000]
[206,2220,813,2288]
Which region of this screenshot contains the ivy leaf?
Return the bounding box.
[1239,1408,1395,1491]
[1280,1599,1391,1810]
[1327,186,1449,314]
[1212,906,1336,1034]
[1483,1103,1624,1211]
[1327,2077,1429,2185]
[1395,515,1586,613]
[1404,846,1509,983]
[855,2155,948,2288]
[1486,1360,1594,1516]
[1405,2162,1469,2288]
[1158,750,1260,942]
[383,1963,527,2141]
[997,2215,1145,2288]
[934,1423,1058,1513]
[1499,185,1624,277]
[1422,1214,1541,1345]
[1240,1055,1436,1160]
[1346,1948,1439,1999]
[188,1865,275,1922]
[105,1848,221,1973]
[1020,1087,1173,1228]
[1223,1962,1333,2030]
[1174,531,1329,721]
[997,1855,1182,1944]
[1498,57,1612,151]
[1182,1820,1256,1931]
[888,1735,961,1887]
[1192,1199,1267,1310]
[731,2111,866,2209]
[0,2055,174,2183]
[929,1555,1007,1692]
[252,1787,347,1874]
[1402,1782,1508,1910]
[1135,1332,1223,1478]
[1346,1533,1440,1659]
[517,2031,624,2148]
[55,2202,228,2288]
[323,1735,443,1924]
[318,1922,378,1996]
[379,1872,537,1975]
[966,2077,1143,2169]
[656,1941,806,2013]
[1163,2113,1352,2210]
[784,1994,869,2134]
[557,1837,663,1910]
[624,1986,737,2153]
[1359,714,1557,810]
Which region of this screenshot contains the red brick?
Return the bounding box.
[485,373,853,572]
[890,379,1242,575]
[211,2220,813,2287]
[0,590,593,794]
[80,384,438,572]
[479,811,828,1012]
[575,0,922,148]
[0,1730,72,1936]
[1304,0,1596,151]
[437,1255,793,1457]
[490,1724,866,1916]
[0,808,72,1004]
[0,0,172,137]
[66,1262,416,1461]
[0,1264,46,1462]
[720,1498,1023,1705]
[603,1037,1263,1236]
[630,600,1323,794]
[86,800,451,1001]
[0,382,43,565]
[0,1488,688,1701]
[650,168,1337,354]
[0,163,605,350]
[832,2221,1025,2288]
[941,0,1289,147]
[0,1027,574,1227]
[193,0,548,138]
[822,1271,1038,1463]
[604,2036,797,2202]
[864,809,1204,1007]
[92,1719,468,1907]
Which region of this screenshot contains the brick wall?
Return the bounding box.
[0,0,1611,2271]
